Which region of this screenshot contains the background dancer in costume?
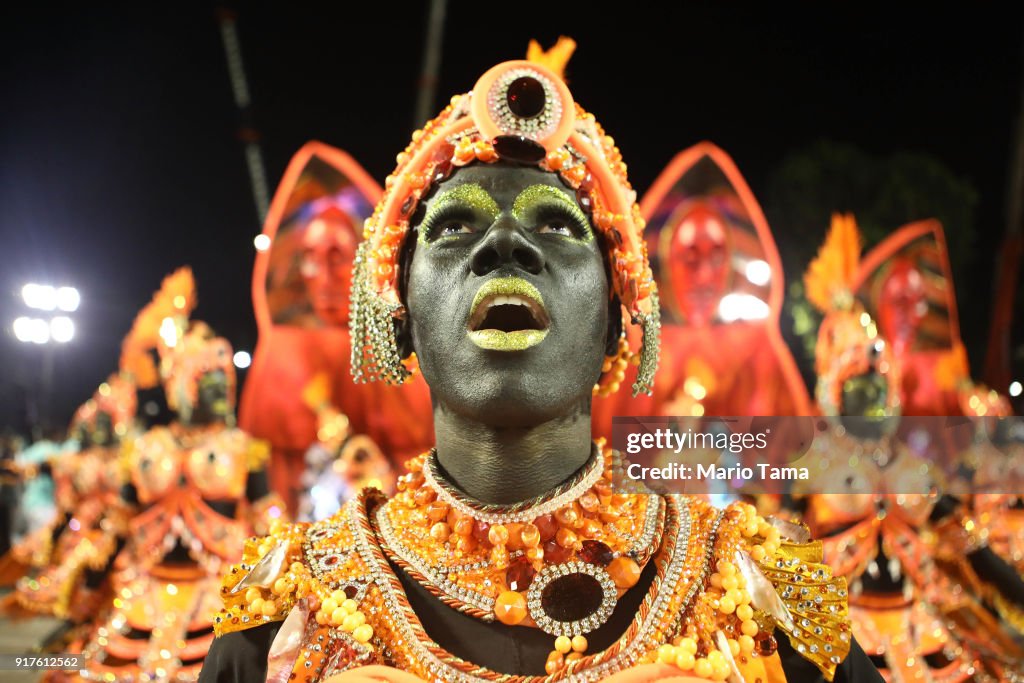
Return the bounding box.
[69,268,285,683]
[794,214,1024,680]
[5,374,137,623]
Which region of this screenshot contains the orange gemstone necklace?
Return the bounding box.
[375,441,664,671]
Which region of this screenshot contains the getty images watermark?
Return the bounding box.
[622,425,807,483]
[610,415,1024,497]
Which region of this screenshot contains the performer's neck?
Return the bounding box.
[431,405,592,505]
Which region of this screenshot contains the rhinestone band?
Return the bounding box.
[486,68,562,141]
[422,445,604,524]
[375,503,496,616]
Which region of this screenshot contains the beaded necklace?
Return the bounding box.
[376,442,663,668]
[218,444,853,681]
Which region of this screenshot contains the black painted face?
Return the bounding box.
[403,164,611,427]
[191,369,230,426]
[91,411,114,448]
[839,370,890,439]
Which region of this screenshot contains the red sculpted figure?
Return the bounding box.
[854,220,993,416]
[239,143,433,511]
[300,206,358,327]
[665,201,731,328]
[594,142,810,436]
[874,258,927,359]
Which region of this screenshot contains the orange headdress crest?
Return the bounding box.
[805,215,900,416]
[349,39,660,395]
[525,36,577,80]
[120,268,234,417]
[804,213,861,314]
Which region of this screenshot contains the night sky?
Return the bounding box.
[2,4,1022,432]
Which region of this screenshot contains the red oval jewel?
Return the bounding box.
[543,540,572,564]
[534,515,558,542]
[505,556,536,592]
[579,540,614,567]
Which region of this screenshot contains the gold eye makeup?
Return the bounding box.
[420,183,500,244]
[512,184,593,242]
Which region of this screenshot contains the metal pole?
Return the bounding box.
[39,346,55,439]
[217,8,271,224]
[413,0,448,128]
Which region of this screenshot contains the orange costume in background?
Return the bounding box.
[798,215,1024,680]
[239,143,433,511]
[594,142,809,436]
[854,220,1007,418]
[72,268,284,683]
[4,375,135,620]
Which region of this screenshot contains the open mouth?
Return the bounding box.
[467,277,550,351]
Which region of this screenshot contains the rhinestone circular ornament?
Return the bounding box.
[526,561,617,637]
[471,62,574,152]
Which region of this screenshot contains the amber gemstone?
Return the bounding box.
[556,528,578,549]
[554,507,578,526]
[426,501,449,522]
[579,540,614,567]
[431,141,455,164]
[343,585,358,599]
[505,556,536,592]
[543,540,572,564]
[534,514,558,542]
[472,520,491,543]
[756,633,778,656]
[493,135,546,164]
[413,487,436,505]
[494,590,527,625]
[506,77,545,118]
[578,492,599,513]
[505,523,525,551]
[580,519,603,540]
[607,556,641,588]
[488,524,510,546]
[540,572,603,622]
[519,523,540,548]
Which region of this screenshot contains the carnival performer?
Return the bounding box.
[595,142,810,434]
[6,374,137,622]
[239,143,433,512]
[200,40,879,682]
[969,431,1024,577]
[71,268,285,682]
[793,214,1024,680]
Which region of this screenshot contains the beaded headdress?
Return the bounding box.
[349,39,660,396]
[121,267,236,419]
[805,214,901,416]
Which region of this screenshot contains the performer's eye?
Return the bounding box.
[536,220,575,237]
[438,221,474,237]
[424,206,478,241]
[530,204,590,240]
